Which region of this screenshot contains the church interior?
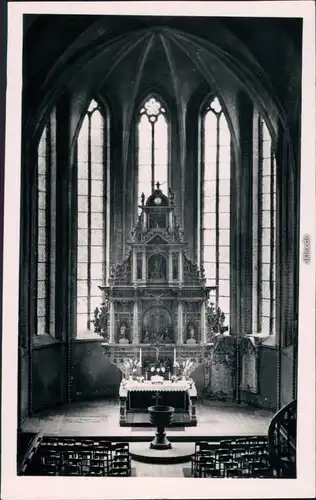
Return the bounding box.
[17,14,301,478]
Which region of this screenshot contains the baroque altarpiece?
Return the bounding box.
[100,185,213,345]
[98,185,241,399]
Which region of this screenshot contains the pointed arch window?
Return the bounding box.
[137,96,168,207]
[200,96,231,326]
[36,109,57,336]
[253,116,276,335]
[76,99,110,336]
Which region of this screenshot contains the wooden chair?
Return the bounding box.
[60,464,81,476]
[109,443,131,476]
[191,442,215,477]
[226,468,243,478]
[198,454,217,478]
[252,466,273,478]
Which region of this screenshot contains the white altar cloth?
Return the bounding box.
[119,379,197,397]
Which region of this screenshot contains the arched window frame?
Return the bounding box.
[36,108,57,337]
[136,93,170,209]
[252,114,277,336]
[198,95,232,327]
[75,98,111,338]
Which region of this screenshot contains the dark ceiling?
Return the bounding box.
[22,15,302,140]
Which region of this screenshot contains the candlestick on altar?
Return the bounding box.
[173,348,176,366]
[139,348,142,366]
[168,371,171,380]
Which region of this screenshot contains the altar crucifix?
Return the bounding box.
[155,342,160,362]
[152,390,163,406]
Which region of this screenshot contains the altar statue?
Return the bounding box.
[144,330,150,342]
[152,259,162,278]
[186,324,197,344]
[148,254,166,279]
[119,323,129,344]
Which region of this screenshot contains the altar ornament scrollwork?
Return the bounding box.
[174,220,184,242]
[131,216,142,241]
[183,251,201,282]
[109,254,132,283]
[168,187,175,205]
[239,336,260,393]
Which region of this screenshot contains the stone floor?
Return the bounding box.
[22,398,274,439]
[131,460,189,477]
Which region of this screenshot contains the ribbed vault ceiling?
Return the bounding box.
[23,15,301,140]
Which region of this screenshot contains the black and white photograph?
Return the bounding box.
[1,1,315,499]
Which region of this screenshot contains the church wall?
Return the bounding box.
[19,18,300,424]
[32,344,66,412]
[71,341,122,399]
[19,349,29,424]
[240,345,277,410]
[280,347,295,408]
[190,364,206,394]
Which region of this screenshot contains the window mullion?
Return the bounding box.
[270,150,275,333]
[200,117,205,268]
[215,113,220,309]
[151,121,155,192]
[45,121,51,335]
[257,118,263,333]
[87,113,92,327]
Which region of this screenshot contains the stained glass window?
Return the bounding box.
[201,97,231,325]
[137,96,168,208]
[76,100,108,335]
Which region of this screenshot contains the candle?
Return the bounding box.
[145,371,148,380]
[168,371,171,380]
[173,348,176,366]
[139,348,142,366]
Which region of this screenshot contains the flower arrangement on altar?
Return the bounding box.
[181,359,195,378]
[122,358,142,378]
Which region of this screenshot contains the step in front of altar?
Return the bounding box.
[121,411,195,427]
[130,442,195,464]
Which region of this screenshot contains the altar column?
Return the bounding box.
[109,301,115,343]
[177,301,183,344]
[179,252,183,284]
[132,249,137,282]
[168,209,173,230]
[200,301,207,344]
[133,301,139,343]
[168,250,173,283]
[142,253,147,282]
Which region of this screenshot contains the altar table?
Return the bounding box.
[119,379,197,426]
